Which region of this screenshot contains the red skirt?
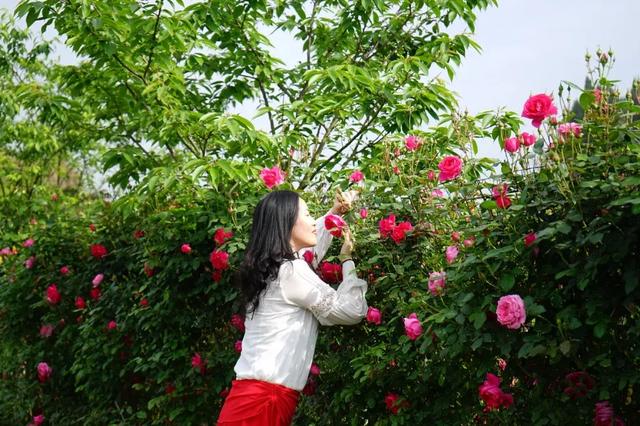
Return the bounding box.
[216,379,300,426]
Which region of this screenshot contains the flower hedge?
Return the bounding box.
[2,65,640,425]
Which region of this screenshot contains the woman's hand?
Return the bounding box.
[339,227,354,259]
[331,189,360,215]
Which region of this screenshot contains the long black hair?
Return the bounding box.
[235,190,300,318]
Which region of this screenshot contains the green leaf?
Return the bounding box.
[593,323,607,338]
[499,273,515,291]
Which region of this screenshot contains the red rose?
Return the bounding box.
[90,243,108,259]
[478,373,513,410]
[524,232,537,247]
[319,261,342,284]
[210,250,229,270]
[324,214,347,238]
[213,228,233,246]
[89,287,101,301]
[74,296,86,310]
[46,284,61,305]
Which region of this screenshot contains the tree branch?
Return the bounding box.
[144,0,164,81]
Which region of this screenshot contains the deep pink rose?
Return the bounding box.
[438,155,463,182]
[379,214,396,238]
[191,352,207,375]
[594,401,624,426]
[492,184,512,209]
[522,93,558,128]
[302,250,314,264]
[349,170,364,183]
[390,221,412,244]
[259,166,285,189]
[90,243,108,259]
[37,362,52,383]
[90,287,101,301]
[40,324,54,338]
[405,135,419,151]
[75,296,86,310]
[366,307,382,325]
[234,340,242,353]
[520,132,536,147]
[427,170,436,181]
[230,314,245,333]
[309,363,321,376]
[180,243,192,254]
[524,232,537,247]
[140,298,149,307]
[92,273,104,287]
[23,238,35,248]
[504,136,520,153]
[31,414,45,426]
[210,250,229,270]
[302,377,317,396]
[563,371,595,399]
[60,266,70,275]
[212,270,223,282]
[403,313,422,340]
[496,294,526,329]
[324,214,347,238]
[46,284,61,305]
[431,189,445,198]
[359,208,368,219]
[107,320,117,330]
[428,272,447,296]
[213,228,233,246]
[478,373,513,410]
[319,261,342,284]
[445,245,459,264]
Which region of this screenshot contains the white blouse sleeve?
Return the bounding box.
[280,259,368,326]
[296,211,334,269]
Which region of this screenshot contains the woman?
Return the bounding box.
[216,189,368,425]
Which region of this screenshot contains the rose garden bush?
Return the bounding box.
[2,1,640,425]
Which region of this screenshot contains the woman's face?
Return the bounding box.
[290,198,317,252]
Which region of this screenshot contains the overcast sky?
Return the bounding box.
[1,0,638,160]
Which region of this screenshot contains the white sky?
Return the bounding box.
[1,0,638,161]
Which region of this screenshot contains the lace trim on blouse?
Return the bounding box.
[309,289,338,318]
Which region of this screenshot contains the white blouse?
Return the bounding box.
[233,212,369,391]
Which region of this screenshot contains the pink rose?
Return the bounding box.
[180,243,192,254]
[309,363,321,376]
[209,250,229,270]
[319,261,342,284]
[324,214,347,238]
[366,307,382,325]
[504,137,520,153]
[40,324,54,338]
[92,273,104,287]
[25,256,36,269]
[497,358,507,371]
[349,170,364,183]
[259,166,285,189]
[46,284,61,305]
[191,352,207,374]
[520,132,536,147]
[431,189,446,198]
[302,250,314,264]
[60,266,70,275]
[405,135,419,151]
[427,170,436,181]
[558,122,583,141]
[230,314,245,333]
[359,208,368,219]
[478,373,513,410]
[23,239,35,248]
[234,340,242,353]
[496,294,526,329]
[428,271,446,296]
[463,237,475,248]
[31,414,45,426]
[403,313,422,340]
[393,165,400,174]
[438,155,463,182]
[107,320,117,330]
[213,228,233,246]
[522,93,558,128]
[37,362,52,383]
[445,246,459,264]
[524,232,537,247]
